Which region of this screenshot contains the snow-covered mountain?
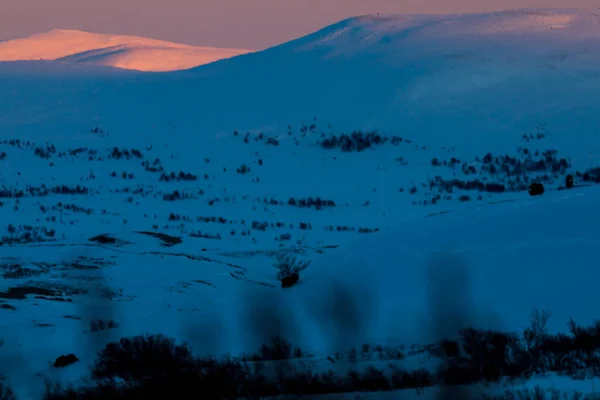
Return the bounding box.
[0,29,253,71]
[0,8,600,399]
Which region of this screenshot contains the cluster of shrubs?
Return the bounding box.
[47,185,90,196]
[430,176,554,198]
[159,171,198,182]
[251,220,288,231]
[265,137,280,146]
[195,216,229,224]
[109,171,135,180]
[0,185,90,199]
[319,130,405,152]
[89,319,119,333]
[69,148,96,158]
[1,263,47,279]
[253,196,336,211]
[166,214,233,225]
[141,158,164,173]
[275,232,292,241]
[1,139,29,148]
[287,196,336,210]
[38,334,419,399]
[431,157,463,168]
[162,190,201,202]
[323,225,378,234]
[482,386,590,399]
[394,156,407,166]
[236,164,250,174]
[458,149,569,179]
[425,177,507,194]
[33,144,57,159]
[478,150,570,177]
[241,131,268,143]
[109,147,143,160]
[11,139,106,162]
[189,231,222,240]
[419,149,575,203]
[55,203,93,215]
[298,222,312,230]
[2,224,56,244]
[168,213,230,224]
[520,123,547,142]
[2,310,600,399]
[238,131,287,146]
[300,122,318,134]
[426,161,574,196]
[1,139,97,160]
[4,139,147,166]
[167,213,191,222]
[575,167,600,184]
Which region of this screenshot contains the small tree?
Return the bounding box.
[273,253,310,288]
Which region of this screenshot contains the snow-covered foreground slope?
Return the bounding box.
[0,7,600,399]
[0,29,253,71]
[0,160,598,398]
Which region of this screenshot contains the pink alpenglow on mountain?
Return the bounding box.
[0,29,253,72]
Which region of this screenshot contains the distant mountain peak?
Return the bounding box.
[0,29,253,71]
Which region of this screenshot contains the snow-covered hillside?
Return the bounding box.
[0,29,253,71]
[0,8,600,399]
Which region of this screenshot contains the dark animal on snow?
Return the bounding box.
[566,174,573,189]
[281,273,299,288]
[529,183,544,196]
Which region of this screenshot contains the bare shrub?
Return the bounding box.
[89,319,119,333]
[272,253,310,288]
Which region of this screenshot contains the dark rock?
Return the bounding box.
[53,353,79,368]
[281,273,299,288]
[528,183,545,196]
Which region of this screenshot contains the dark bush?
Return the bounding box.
[439,339,461,358]
[485,183,505,193]
[258,336,293,360]
[236,164,250,174]
[577,167,600,183]
[320,131,402,152]
[91,334,197,382]
[90,319,119,332]
[459,328,523,381]
[29,308,600,399]
[43,381,126,400]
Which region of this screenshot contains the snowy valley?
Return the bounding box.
[1,8,600,399]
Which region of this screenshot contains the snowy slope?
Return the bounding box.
[0,29,253,71]
[0,8,600,399]
[2,9,600,156]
